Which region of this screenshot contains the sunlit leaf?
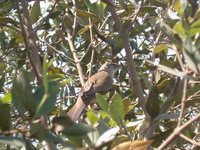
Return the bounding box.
[96,127,120,147]
[87,110,99,126]
[189,19,200,37]
[153,44,168,54]
[173,21,185,37]
[1,92,11,104]
[30,0,41,23]
[173,0,187,16]
[167,9,180,20]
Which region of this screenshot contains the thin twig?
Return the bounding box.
[18,0,43,84]
[145,60,196,80]
[157,113,200,149]
[179,134,200,147]
[66,31,85,86]
[88,9,95,77]
[177,79,188,127]
[127,0,145,32]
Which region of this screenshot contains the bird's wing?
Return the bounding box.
[80,71,113,100]
[67,71,113,122]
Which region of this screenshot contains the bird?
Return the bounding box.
[67,62,121,122]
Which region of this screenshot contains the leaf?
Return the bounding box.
[30,0,41,23]
[0,103,10,131]
[76,9,98,19]
[123,98,135,115]
[0,136,26,148]
[111,140,153,150]
[87,110,99,126]
[167,9,180,20]
[0,17,17,25]
[109,93,125,127]
[96,127,120,147]
[11,69,35,118]
[153,44,168,54]
[84,0,97,12]
[30,122,46,141]
[1,92,11,104]
[173,21,185,38]
[34,82,59,118]
[96,93,109,113]
[183,36,200,73]
[146,85,159,119]
[173,0,187,16]
[52,116,94,136]
[189,19,200,36]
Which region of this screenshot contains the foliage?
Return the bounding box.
[0,0,200,149]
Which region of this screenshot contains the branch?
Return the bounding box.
[177,79,187,127]
[107,1,147,114]
[179,134,200,147]
[17,1,54,149]
[66,31,85,86]
[17,0,43,84]
[157,113,200,149]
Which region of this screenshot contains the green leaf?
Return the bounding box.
[183,37,200,73]
[1,92,11,104]
[0,17,17,25]
[11,69,35,118]
[52,116,94,136]
[30,0,41,23]
[34,82,59,118]
[76,9,98,19]
[84,0,97,13]
[30,122,46,141]
[0,103,10,131]
[87,110,99,126]
[153,44,168,54]
[96,93,109,113]
[173,21,185,37]
[189,19,200,36]
[63,123,94,136]
[108,93,125,127]
[173,0,187,16]
[146,85,159,119]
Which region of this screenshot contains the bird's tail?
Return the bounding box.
[67,96,86,122]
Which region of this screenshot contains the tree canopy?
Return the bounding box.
[0,0,200,149]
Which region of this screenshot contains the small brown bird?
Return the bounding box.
[67,62,121,122]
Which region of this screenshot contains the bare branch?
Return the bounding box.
[158,113,200,149]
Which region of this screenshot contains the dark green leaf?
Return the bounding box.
[96,93,109,113]
[30,0,41,23]
[146,85,159,119]
[0,103,10,131]
[34,82,59,118]
[108,93,125,127]
[183,37,200,73]
[11,69,35,118]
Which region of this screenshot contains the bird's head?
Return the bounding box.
[98,62,121,77]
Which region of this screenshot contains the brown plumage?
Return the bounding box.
[67,62,121,122]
